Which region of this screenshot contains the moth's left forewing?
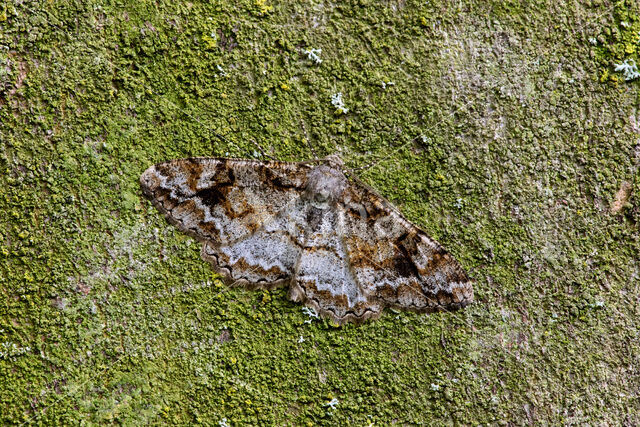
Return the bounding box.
[141,158,311,243]
[141,158,313,288]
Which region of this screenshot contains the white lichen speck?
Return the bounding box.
[325,398,339,410]
[304,48,322,65]
[331,92,349,114]
[614,59,640,81]
[302,306,319,324]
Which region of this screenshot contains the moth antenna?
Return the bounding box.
[301,121,319,160]
[356,97,477,172]
[209,128,236,150]
[351,135,423,172]
[251,139,278,161]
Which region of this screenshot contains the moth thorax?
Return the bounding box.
[305,165,347,206]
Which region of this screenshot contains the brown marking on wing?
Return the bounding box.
[299,279,349,308]
[393,232,422,278]
[375,283,397,302]
[425,249,447,273]
[172,199,199,223]
[338,178,474,314]
[294,278,381,323]
[226,256,288,281]
[194,186,257,225]
[184,158,204,192]
[344,194,388,225]
[342,237,381,269]
[262,166,301,190]
[152,186,180,211]
[152,163,175,181]
[197,220,220,237]
[436,289,452,306]
[451,287,465,304]
[194,185,231,210]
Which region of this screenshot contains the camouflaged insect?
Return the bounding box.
[140,155,473,324]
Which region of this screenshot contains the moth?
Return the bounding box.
[140,155,473,324]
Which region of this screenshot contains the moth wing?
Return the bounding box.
[339,181,474,313]
[141,158,311,286]
[201,198,308,288]
[288,207,383,324]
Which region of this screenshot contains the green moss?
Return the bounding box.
[593,0,640,83]
[1,0,639,424]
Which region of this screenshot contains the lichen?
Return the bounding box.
[1,0,639,424]
[592,0,640,83]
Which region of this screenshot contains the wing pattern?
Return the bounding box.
[141,158,310,287]
[340,184,473,314]
[141,157,473,324]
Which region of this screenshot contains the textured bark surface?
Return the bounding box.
[1,0,639,424]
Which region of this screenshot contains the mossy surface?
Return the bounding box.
[1,0,639,424]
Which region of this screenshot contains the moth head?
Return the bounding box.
[306,164,347,208]
[322,154,344,169]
